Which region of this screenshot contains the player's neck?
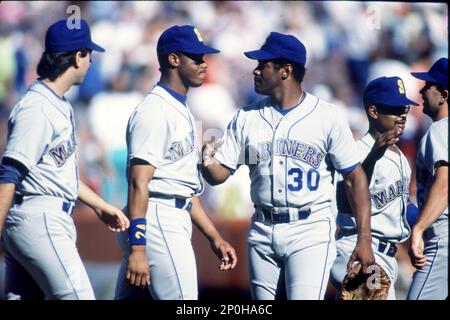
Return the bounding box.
[272,88,304,110]
[368,127,383,141]
[368,129,379,142]
[432,103,448,122]
[41,77,72,98]
[159,75,188,96]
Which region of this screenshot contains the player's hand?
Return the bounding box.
[126,247,150,288]
[375,128,403,147]
[96,205,130,232]
[210,237,237,271]
[370,128,402,158]
[202,137,224,167]
[409,229,427,269]
[347,238,375,273]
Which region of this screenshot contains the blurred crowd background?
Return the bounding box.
[0,1,447,300]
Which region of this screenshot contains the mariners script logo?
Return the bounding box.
[49,138,76,167]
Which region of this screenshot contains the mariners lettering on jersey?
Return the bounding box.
[49,135,76,167]
[168,132,196,161]
[371,179,406,210]
[247,139,325,168]
[274,138,324,168]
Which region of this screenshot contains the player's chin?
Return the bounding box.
[190,78,205,88]
[254,85,264,94]
[73,77,86,85]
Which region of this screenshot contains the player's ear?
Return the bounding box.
[367,105,378,120]
[281,64,292,80]
[168,53,180,68]
[74,51,82,69]
[439,88,448,104]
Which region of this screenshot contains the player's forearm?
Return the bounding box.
[127,182,149,253]
[201,163,231,186]
[127,180,150,220]
[125,171,153,253]
[0,183,15,234]
[78,181,111,213]
[127,162,155,220]
[413,166,448,234]
[361,150,384,184]
[190,196,223,243]
[343,165,372,239]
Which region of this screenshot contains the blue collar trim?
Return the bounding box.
[275,106,294,116]
[274,92,306,116]
[157,82,187,105]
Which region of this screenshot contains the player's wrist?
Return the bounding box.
[356,233,372,243]
[411,224,425,235]
[130,245,147,252]
[129,217,147,246]
[210,235,224,247]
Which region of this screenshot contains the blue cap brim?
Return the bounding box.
[182,44,220,55]
[244,49,278,61]
[410,72,436,83]
[377,96,419,107]
[87,41,105,53]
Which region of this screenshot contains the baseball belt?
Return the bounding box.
[338,229,397,257]
[14,194,75,215]
[148,192,193,211]
[254,206,311,224]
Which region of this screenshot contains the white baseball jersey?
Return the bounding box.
[215,92,355,299]
[416,117,448,225]
[125,84,203,198]
[2,80,94,300]
[3,80,79,201]
[215,92,360,212]
[408,117,448,300]
[337,133,411,243]
[116,84,203,300]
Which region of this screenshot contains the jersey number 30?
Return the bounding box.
[288,168,320,191]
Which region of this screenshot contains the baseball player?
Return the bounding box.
[407,57,448,300]
[329,76,418,300]
[114,25,237,300]
[0,19,129,300]
[201,32,375,300]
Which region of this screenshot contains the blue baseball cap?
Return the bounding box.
[363,76,419,107]
[244,32,307,65]
[156,25,220,55]
[411,57,448,87]
[45,19,105,53]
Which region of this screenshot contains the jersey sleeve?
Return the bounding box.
[3,103,53,170]
[426,121,448,175]
[126,103,168,169]
[327,109,360,172]
[214,110,245,171]
[0,163,22,184]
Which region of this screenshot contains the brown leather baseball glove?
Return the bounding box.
[340,262,391,300]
